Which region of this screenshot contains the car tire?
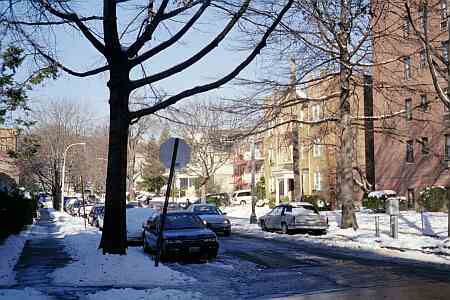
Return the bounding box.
[281,223,289,234]
[207,249,218,260]
[143,236,150,253]
[260,221,267,231]
[240,200,246,206]
[95,220,99,228]
[224,230,231,237]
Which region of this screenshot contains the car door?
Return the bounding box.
[271,206,284,229]
[267,207,281,229]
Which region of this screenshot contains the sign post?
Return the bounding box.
[387,198,399,239]
[155,138,190,267]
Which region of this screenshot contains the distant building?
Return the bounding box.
[264,69,371,207]
[0,128,19,191]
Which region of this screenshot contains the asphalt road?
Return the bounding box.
[166,231,450,299]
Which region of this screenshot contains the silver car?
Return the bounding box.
[258,202,328,234]
[188,204,231,236]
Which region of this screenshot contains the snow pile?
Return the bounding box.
[84,288,203,300]
[0,288,51,300]
[225,205,450,264]
[222,206,270,219]
[0,229,31,285]
[48,210,196,286]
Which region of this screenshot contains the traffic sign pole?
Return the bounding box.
[155,138,179,267]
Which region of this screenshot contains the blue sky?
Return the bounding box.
[27,6,272,123]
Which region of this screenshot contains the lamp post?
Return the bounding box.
[60,142,86,211]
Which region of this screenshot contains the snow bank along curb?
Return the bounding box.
[47,210,197,286]
[224,206,450,265]
[84,288,204,300]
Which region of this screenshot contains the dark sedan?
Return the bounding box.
[143,212,219,261]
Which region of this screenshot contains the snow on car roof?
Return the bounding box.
[289,202,315,207]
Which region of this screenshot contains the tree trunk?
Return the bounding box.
[201,180,207,204]
[338,0,354,229]
[99,82,130,254]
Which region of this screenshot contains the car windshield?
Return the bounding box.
[193,206,221,215]
[165,214,203,230]
[287,205,319,215]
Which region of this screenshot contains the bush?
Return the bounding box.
[303,195,330,211]
[280,196,290,203]
[268,195,276,208]
[417,186,448,212]
[362,196,385,212]
[0,190,37,239]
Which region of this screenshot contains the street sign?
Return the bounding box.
[159,138,191,169]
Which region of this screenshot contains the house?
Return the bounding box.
[263,65,371,208]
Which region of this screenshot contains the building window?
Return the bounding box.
[420,95,428,112]
[421,137,429,155]
[403,17,410,37]
[279,179,285,197]
[311,104,321,121]
[405,98,412,120]
[445,135,450,161]
[419,5,426,30]
[404,56,412,79]
[441,0,448,30]
[442,40,448,64]
[419,49,426,68]
[406,140,414,162]
[298,110,304,127]
[313,171,321,191]
[313,139,321,157]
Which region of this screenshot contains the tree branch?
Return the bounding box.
[130,0,251,89]
[129,0,294,121]
[130,0,210,67]
[38,1,107,55]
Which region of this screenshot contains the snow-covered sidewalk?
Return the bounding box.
[223,206,450,265]
[0,209,203,300]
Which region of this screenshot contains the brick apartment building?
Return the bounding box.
[373,0,449,206]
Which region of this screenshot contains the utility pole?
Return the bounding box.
[250,137,257,224]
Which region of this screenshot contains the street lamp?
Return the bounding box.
[60,142,86,211]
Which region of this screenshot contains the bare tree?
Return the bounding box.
[3,0,294,253]
[174,101,235,200]
[13,100,91,208]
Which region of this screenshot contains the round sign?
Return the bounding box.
[159,138,191,169]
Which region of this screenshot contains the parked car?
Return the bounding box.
[187,204,231,236]
[143,212,219,261]
[126,201,139,209]
[258,202,328,234]
[88,205,104,226]
[231,189,252,206]
[126,207,156,244]
[206,193,231,206]
[77,205,94,218]
[97,209,105,230]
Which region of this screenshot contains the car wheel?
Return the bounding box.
[240,200,246,206]
[281,223,289,234]
[223,230,231,237]
[143,236,150,253]
[260,221,267,231]
[95,220,99,228]
[207,249,218,260]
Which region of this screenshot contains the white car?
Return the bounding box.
[126,207,156,243]
[231,189,252,206]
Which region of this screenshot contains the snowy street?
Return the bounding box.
[2,208,450,299]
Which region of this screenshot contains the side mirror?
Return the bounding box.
[222,212,227,215]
